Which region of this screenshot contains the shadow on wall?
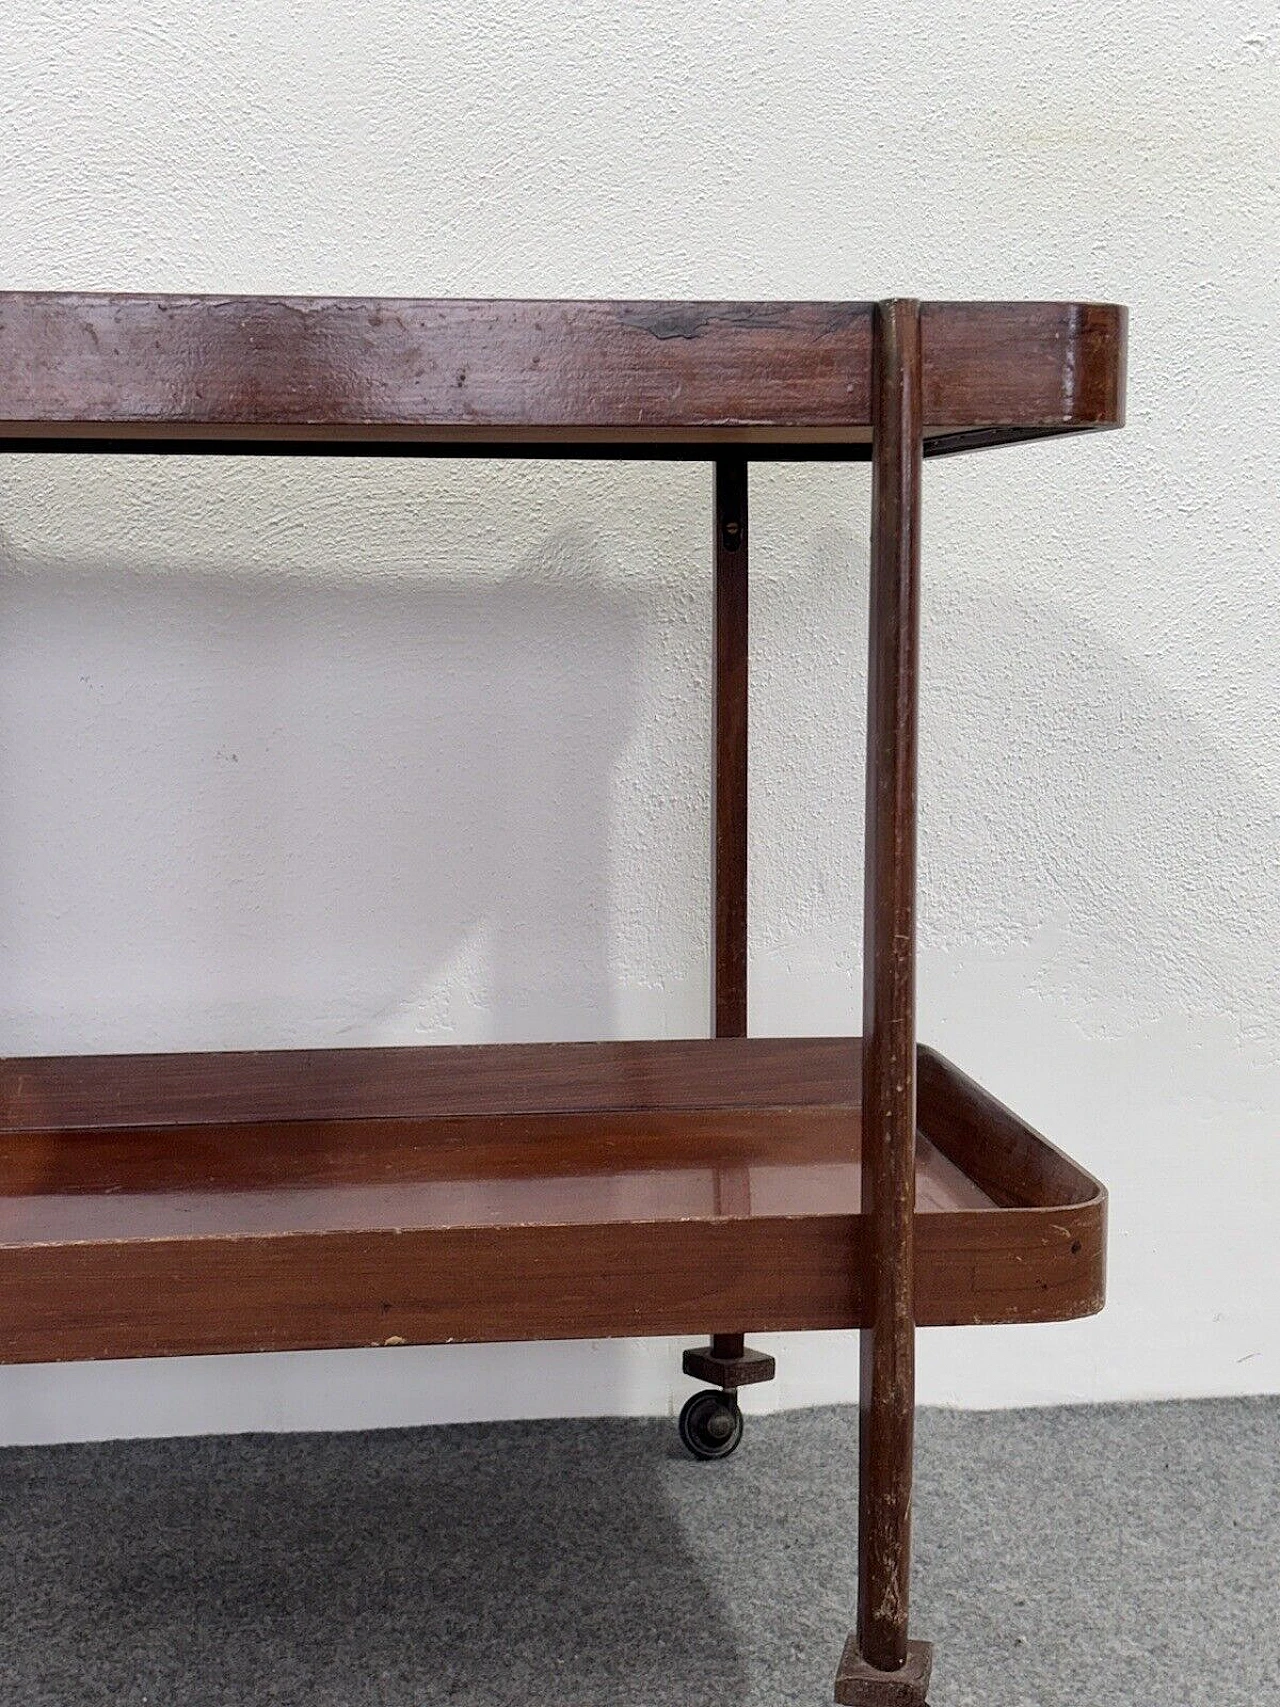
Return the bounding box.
[792,516,1274,1053]
[917,573,1275,1050]
[0,524,646,1053]
[0,491,1270,1059]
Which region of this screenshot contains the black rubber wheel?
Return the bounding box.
[678,1389,743,1460]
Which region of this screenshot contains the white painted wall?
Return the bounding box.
[0,2,1275,1445]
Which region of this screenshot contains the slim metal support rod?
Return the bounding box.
[711,458,751,1347]
[857,300,924,1673]
[713,456,749,1041]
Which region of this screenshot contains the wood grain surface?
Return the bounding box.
[857,299,925,1672]
[0,1037,1104,1365]
[0,296,1126,452]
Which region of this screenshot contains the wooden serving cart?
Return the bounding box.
[0,295,1126,1702]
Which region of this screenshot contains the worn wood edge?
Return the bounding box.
[917,1199,1107,1325]
[0,1210,1105,1365]
[0,1203,1106,1327]
[0,295,1126,440]
[921,300,1127,430]
[835,1636,933,1705]
[917,1042,1107,1323]
[0,1216,854,1364]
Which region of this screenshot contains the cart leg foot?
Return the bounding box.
[834,1636,933,1705]
[680,1339,776,1390]
[677,1337,773,1459]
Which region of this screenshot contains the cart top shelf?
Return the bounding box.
[0,295,1126,458]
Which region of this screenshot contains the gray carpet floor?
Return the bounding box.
[0,1398,1274,1705]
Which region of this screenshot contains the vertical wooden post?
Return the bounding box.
[836,301,932,1704]
[713,456,749,1041]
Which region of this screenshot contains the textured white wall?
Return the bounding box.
[0,2,1276,1444]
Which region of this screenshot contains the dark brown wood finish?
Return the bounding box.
[0,1038,1104,1364]
[836,1637,934,1706]
[0,292,1126,1703]
[917,1046,1093,1210]
[0,295,1126,452]
[705,457,759,1373]
[856,300,925,1679]
[683,1341,776,1389]
[0,1035,858,1132]
[707,456,756,1373]
[0,1199,1105,1365]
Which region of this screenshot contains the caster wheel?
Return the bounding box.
[678,1389,743,1460]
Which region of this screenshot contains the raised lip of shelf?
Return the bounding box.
[0,296,1127,456]
[0,1038,1106,1364]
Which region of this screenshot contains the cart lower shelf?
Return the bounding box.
[0,1038,1104,1364]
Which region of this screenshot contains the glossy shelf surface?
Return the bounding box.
[0,1037,1105,1364]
